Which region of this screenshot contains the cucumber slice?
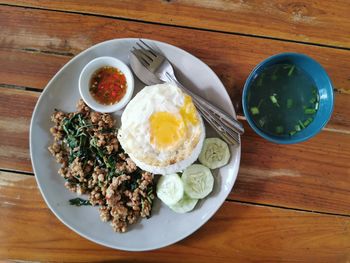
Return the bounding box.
[169,194,198,213]
[182,164,214,199]
[198,138,230,169]
[156,173,184,206]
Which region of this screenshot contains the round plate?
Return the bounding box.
[30,38,241,251]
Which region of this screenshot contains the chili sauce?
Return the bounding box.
[89,66,127,105]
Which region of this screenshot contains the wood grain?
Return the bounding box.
[3,0,350,49]
[0,88,38,173]
[0,48,68,89]
[2,5,350,93]
[0,171,349,262]
[1,6,350,130]
[1,89,349,215]
[231,121,350,215]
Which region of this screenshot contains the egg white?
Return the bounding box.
[118,83,205,174]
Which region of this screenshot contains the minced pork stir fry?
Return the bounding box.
[48,99,155,232]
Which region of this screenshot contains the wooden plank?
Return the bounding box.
[0,48,68,89]
[1,6,350,94]
[3,0,350,48]
[331,92,350,133]
[1,89,349,215]
[230,121,350,215]
[0,88,38,173]
[1,6,350,130]
[0,172,349,262]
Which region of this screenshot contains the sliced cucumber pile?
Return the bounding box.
[156,173,184,206]
[157,164,214,213]
[198,138,230,169]
[156,137,230,214]
[182,164,214,199]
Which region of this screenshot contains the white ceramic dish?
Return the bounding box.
[79,56,134,113]
[30,38,241,251]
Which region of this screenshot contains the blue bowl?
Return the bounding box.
[242,53,334,144]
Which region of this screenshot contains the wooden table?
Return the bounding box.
[1,1,350,262]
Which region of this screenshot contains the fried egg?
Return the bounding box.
[118,83,205,174]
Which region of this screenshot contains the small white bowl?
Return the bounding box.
[79,56,134,113]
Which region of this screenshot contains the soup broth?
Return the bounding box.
[247,63,319,137]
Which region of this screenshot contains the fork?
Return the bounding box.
[131,39,244,145]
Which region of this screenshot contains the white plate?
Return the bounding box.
[30,38,241,251]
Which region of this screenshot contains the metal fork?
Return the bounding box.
[131,39,244,145]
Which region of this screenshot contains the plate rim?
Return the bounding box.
[29,38,241,251]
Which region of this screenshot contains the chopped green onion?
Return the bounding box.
[269,95,280,107]
[295,124,301,132]
[305,108,316,114]
[310,97,316,104]
[289,130,297,136]
[299,120,305,129]
[303,121,310,127]
[288,65,295,76]
[276,126,284,134]
[250,107,259,115]
[303,118,313,127]
[287,99,293,109]
[270,95,277,103]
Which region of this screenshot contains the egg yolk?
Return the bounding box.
[180,95,198,126]
[150,112,186,150]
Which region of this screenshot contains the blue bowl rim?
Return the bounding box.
[242,52,334,144]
